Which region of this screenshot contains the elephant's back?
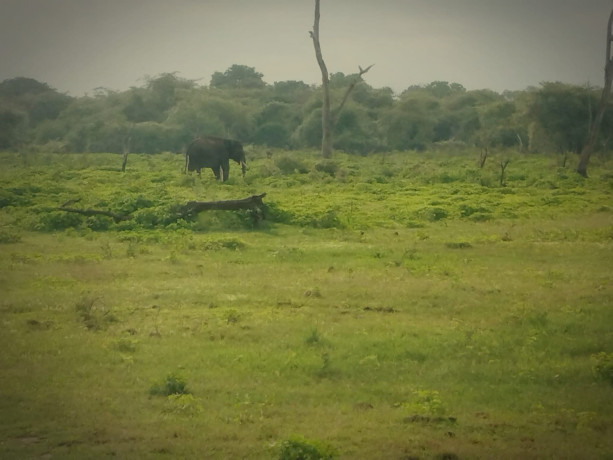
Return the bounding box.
[186,137,224,168]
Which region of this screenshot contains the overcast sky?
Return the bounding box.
[1,0,611,96]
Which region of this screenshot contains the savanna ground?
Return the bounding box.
[0,148,612,459]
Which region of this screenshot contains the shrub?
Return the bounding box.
[192,209,259,231]
[75,296,116,330]
[469,212,492,222]
[0,230,21,243]
[35,210,83,231]
[149,373,190,396]
[277,435,338,460]
[402,389,446,416]
[164,394,203,416]
[132,207,171,228]
[85,215,112,231]
[305,328,325,346]
[445,241,472,249]
[592,352,613,385]
[115,195,155,214]
[0,188,32,208]
[275,155,309,175]
[417,206,448,222]
[289,209,342,229]
[314,160,339,177]
[201,237,246,251]
[264,202,294,224]
[113,338,137,353]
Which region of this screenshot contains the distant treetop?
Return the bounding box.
[210,64,266,89]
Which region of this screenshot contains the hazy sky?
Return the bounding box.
[1,0,612,96]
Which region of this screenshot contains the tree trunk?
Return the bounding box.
[121,136,131,172]
[310,0,332,158]
[499,160,509,187]
[309,0,372,159]
[577,8,613,177]
[181,193,266,215]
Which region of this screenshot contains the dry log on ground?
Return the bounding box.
[180,193,267,220]
[56,193,267,225]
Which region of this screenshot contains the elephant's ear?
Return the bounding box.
[225,139,244,161]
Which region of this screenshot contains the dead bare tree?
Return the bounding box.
[309,0,373,158]
[499,160,510,187]
[121,136,131,172]
[577,8,613,177]
[479,147,489,168]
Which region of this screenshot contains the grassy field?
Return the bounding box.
[0,149,612,459]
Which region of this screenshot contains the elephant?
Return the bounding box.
[185,137,246,181]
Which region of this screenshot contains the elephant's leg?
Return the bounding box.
[221,159,230,182]
[212,166,221,180]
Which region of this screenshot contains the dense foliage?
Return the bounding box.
[0,149,611,236]
[1,66,611,156]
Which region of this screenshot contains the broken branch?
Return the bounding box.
[336,64,375,116]
[57,202,132,223]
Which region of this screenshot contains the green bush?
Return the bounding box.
[277,435,338,460]
[192,209,259,231]
[275,155,309,175]
[132,207,169,229]
[115,195,155,214]
[0,188,32,208]
[417,206,448,222]
[149,373,190,396]
[35,210,83,231]
[164,394,203,416]
[292,209,342,229]
[201,237,246,251]
[314,160,339,177]
[264,202,294,224]
[592,352,613,385]
[0,230,21,243]
[85,215,112,231]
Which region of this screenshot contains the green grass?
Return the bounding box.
[0,149,612,458]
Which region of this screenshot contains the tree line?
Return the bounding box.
[1,65,611,157]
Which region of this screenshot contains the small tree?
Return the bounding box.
[309,0,372,158]
[577,8,613,177]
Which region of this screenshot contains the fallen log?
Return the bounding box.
[182,193,266,213]
[55,193,267,226]
[180,193,267,221]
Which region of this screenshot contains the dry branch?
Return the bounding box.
[336,64,374,116]
[57,201,132,223]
